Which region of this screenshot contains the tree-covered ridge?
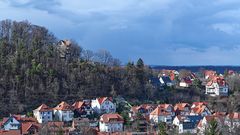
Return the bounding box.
[0,20,159,117]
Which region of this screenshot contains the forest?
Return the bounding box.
[0,20,239,117]
[0,20,162,117]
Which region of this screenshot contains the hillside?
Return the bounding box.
[0,20,162,117]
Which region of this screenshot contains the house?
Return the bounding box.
[174,103,191,116]
[159,76,174,87]
[99,113,124,133]
[205,76,228,96]
[190,102,211,116]
[0,115,21,130]
[21,122,40,135]
[72,100,93,118]
[91,97,116,114]
[179,78,192,88]
[158,104,175,117]
[173,115,202,126]
[225,112,240,131]
[33,104,53,123]
[149,106,172,124]
[178,121,197,134]
[129,104,156,121]
[53,101,74,122]
[204,70,217,80]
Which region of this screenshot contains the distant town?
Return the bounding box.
[1,69,240,135]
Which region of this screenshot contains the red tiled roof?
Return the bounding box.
[228,112,240,119]
[150,106,171,116]
[54,101,73,111]
[192,102,208,106]
[21,122,40,135]
[213,112,227,117]
[174,103,190,111]
[35,104,52,112]
[72,101,84,109]
[47,121,64,127]
[206,76,227,87]
[97,97,113,105]
[100,113,124,123]
[0,130,21,135]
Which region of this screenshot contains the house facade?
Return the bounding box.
[174,103,191,116]
[91,97,116,114]
[205,77,228,96]
[72,100,93,118]
[99,113,124,133]
[54,101,74,122]
[149,106,172,124]
[33,104,53,123]
[1,116,20,130]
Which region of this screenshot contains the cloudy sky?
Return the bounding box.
[1,0,240,65]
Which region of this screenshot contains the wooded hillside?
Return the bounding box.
[0,20,160,116]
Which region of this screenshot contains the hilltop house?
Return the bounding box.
[179,78,192,88]
[149,105,173,124]
[205,76,228,96]
[204,70,217,80]
[159,76,174,87]
[91,97,116,114]
[33,104,53,123]
[99,113,124,133]
[53,101,74,122]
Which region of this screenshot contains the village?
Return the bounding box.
[0,69,239,135]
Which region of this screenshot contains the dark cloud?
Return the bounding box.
[1,0,240,65]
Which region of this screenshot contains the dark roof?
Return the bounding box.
[160,76,172,83]
[185,115,203,123]
[182,122,195,130]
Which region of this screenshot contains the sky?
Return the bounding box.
[1,0,240,65]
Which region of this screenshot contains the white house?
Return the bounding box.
[53,101,74,122]
[149,106,172,124]
[99,113,124,133]
[173,115,202,134]
[205,77,228,97]
[178,122,197,134]
[33,104,53,123]
[1,116,21,130]
[91,97,116,114]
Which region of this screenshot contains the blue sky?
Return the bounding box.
[1,0,240,65]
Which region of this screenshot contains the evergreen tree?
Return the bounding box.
[158,122,168,135]
[205,119,221,135]
[136,58,144,68]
